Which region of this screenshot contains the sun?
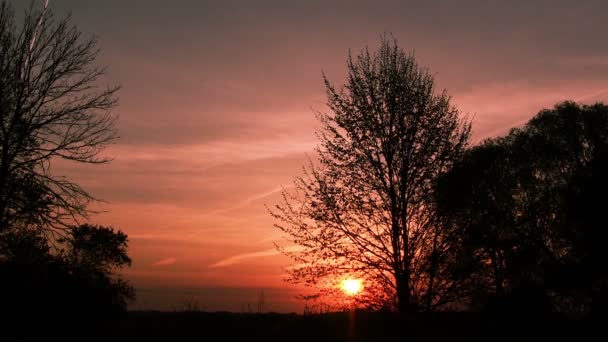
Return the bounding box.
[341,278,363,296]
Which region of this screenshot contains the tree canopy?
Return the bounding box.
[436,101,608,314]
[0,223,134,321]
[0,1,118,234]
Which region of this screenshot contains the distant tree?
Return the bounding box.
[271,37,471,312]
[62,223,131,272]
[437,101,608,314]
[0,224,50,263]
[0,224,134,320]
[0,1,118,234]
[59,224,135,315]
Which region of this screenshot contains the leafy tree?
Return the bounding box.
[526,101,608,314]
[0,1,118,233]
[0,224,134,320]
[436,136,549,311]
[62,223,132,273]
[59,224,135,316]
[563,145,608,314]
[437,101,608,314]
[271,37,471,312]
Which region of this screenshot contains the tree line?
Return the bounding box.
[271,37,608,316]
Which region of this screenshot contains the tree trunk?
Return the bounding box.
[492,250,504,297]
[0,158,9,231]
[396,269,412,313]
[426,229,440,311]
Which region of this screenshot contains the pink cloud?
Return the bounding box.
[152,257,177,267]
[210,246,303,268]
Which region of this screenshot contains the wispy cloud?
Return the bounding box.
[152,257,177,267]
[108,138,315,166]
[210,246,302,268]
[206,185,293,217]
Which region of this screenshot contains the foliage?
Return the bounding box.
[437,101,608,314]
[61,223,132,272]
[0,224,135,320]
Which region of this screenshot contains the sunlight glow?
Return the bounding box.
[341,278,363,296]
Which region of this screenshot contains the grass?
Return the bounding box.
[4,310,601,340]
[103,310,599,341]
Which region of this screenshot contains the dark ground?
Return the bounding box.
[4,310,601,341]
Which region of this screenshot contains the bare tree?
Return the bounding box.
[270,37,471,312]
[0,1,118,234]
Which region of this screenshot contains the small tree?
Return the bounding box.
[60,224,135,314]
[0,1,118,234]
[271,37,471,312]
[0,224,134,319]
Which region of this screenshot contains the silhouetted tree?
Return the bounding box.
[563,145,608,314]
[271,37,471,312]
[60,224,134,313]
[437,101,608,315]
[0,224,134,321]
[0,2,132,325]
[0,1,118,234]
[525,101,608,315]
[436,137,549,312]
[62,224,131,272]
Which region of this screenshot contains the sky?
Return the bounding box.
[16,0,608,312]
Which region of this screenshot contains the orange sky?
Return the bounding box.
[27,0,608,312]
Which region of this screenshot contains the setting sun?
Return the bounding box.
[341,278,363,296]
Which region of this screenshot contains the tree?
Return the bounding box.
[435,136,550,312]
[563,144,608,314]
[0,1,118,234]
[437,101,608,314]
[0,1,133,324]
[62,223,132,273]
[271,37,471,312]
[59,224,135,315]
[0,224,134,321]
[524,101,608,315]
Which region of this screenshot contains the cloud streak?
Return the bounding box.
[210,246,302,268]
[152,257,177,267]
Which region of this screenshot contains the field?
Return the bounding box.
[8,310,595,341]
